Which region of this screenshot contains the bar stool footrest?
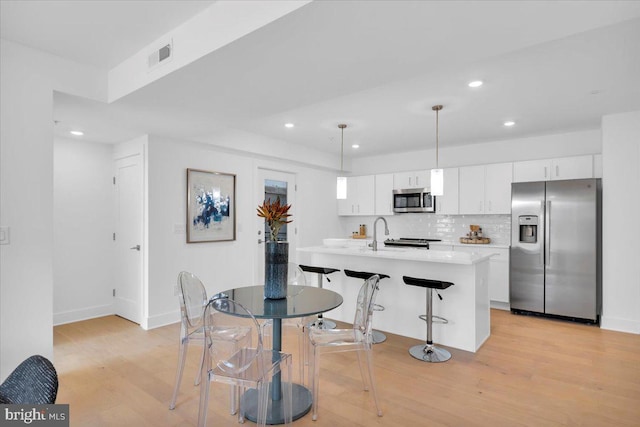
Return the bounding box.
[372,303,385,312]
[418,314,448,324]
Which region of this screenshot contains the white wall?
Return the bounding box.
[0,39,106,380]
[53,137,115,325]
[145,136,341,328]
[601,110,640,334]
[351,129,601,175]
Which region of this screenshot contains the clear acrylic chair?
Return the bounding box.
[263,263,314,384]
[199,297,293,427]
[308,274,383,420]
[169,271,250,411]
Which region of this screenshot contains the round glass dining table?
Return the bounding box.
[214,285,343,423]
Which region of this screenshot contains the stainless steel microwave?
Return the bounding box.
[393,188,435,213]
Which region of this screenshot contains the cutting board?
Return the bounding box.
[459,237,491,244]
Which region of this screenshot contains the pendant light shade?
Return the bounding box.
[430,105,444,196]
[336,124,347,200]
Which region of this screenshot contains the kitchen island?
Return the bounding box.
[297,244,494,353]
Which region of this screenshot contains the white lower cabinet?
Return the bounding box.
[455,246,510,308]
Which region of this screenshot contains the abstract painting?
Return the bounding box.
[186,169,236,243]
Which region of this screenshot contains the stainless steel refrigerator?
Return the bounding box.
[510,179,602,323]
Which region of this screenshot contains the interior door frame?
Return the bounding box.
[254,167,297,285]
[113,139,148,329]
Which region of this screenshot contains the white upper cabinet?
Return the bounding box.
[337,175,375,216]
[459,166,485,214]
[551,155,594,180]
[374,173,395,216]
[393,170,430,189]
[459,163,512,215]
[484,163,513,214]
[513,155,594,182]
[435,168,459,215]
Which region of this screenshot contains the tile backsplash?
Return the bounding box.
[340,214,511,245]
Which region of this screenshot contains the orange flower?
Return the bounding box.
[257,197,292,241]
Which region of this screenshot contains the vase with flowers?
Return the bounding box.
[257,197,292,299]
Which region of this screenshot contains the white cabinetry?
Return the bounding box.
[455,246,510,307]
[337,175,375,216]
[374,174,394,216]
[513,155,594,182]
[428,243,454,251]
[459,163,512,215]
[435,168,459,215]
[593,154,602,178]
[393,170,430,189]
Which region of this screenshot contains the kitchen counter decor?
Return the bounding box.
[459,237,491,244]
[257,197,292,299]
[461,224,490,244]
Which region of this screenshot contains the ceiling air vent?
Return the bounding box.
[148,40,173,69]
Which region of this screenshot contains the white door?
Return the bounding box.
[114,155,143,324]
[254,169,297,284]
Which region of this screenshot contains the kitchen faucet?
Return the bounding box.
[369,216,389,251]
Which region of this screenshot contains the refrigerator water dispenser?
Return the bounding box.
[518,216,538,243]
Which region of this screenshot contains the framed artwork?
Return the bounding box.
[186,168,236,243]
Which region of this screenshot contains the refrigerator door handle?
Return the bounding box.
[546,200,551,267]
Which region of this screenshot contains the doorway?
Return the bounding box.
[113,154,143,324]
[255,169,297,284]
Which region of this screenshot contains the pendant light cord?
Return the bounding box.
[432,105,443,168]
[338,123,347,172]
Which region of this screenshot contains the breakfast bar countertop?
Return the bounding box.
[297,243,492,353]
[298,245,495,265]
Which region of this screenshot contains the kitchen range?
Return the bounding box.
[384,237,441,249]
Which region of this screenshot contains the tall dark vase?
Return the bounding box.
[264,241,289,299]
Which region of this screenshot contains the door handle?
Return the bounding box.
[130,245,141,251]
[258,239,264,244]
[545,200,551,267]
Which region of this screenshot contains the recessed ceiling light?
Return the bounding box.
[352,144,360,149]
[503,121,516,127]
[468,80,483,88]
[284,123,294,128]
[70,130,84,136]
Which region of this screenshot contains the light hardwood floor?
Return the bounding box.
[53,309,640,426]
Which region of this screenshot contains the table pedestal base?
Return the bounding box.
[241,383,312,424]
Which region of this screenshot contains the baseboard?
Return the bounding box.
[600,316,640,334]
[53,304,114,326]
[490,301,510,311]
[145,310,180,330]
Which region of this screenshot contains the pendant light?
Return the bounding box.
[336,124,348,199]
[430,105,444,196]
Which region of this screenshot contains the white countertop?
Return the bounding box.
[429,240,511,250]
[298,245,494,265]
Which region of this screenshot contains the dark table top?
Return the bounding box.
[216,285,343,320]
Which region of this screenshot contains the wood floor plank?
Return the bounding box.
[53,309,640,426]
